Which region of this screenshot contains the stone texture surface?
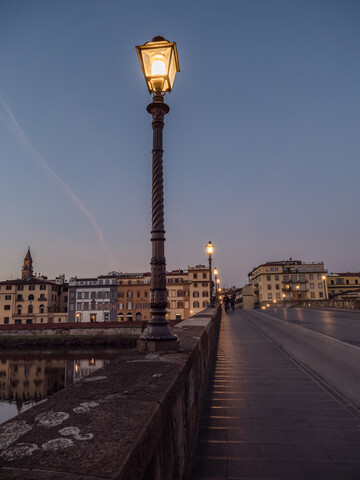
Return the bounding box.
[0,308,220,479]
[190,310,360,480]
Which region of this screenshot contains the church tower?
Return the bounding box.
[21,247,34,280]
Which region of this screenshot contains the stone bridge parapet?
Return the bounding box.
[0,306,221,479]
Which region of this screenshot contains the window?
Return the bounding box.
[317,274,321,280]
[193,291,199,298]
[135,312,142,321]
[118,291,124,298]
[177,290,183,297]
[318,283,322,289]
[276,293,280,300]
[26,319,32,324]
[91,291,96,299]
[311,292,315,299]
[135,303,141,309]
[177,302,183,309]
[193,274,198,279]
[28,305,33,314]
[40,285,46,290]
[268,293,272,300]
[39,305,45,314]
[126,302,132,309]
[4,317,9,324]
[175,314,182,320]
[15,319,22,325]
[310,283,314,289]
[194,283,198,287]
[203,273,207,279]
[137,292,141,298]
[126,312,133,321]
[193,301,199,308]
[28,294,34,300]
[356,280,359,285]
[267,276,271,281]
[76,302,82,310]
[118,312,124,322]
[4,305,10,310]
[275,275,279,281]
[84,292,89,299]
[127,292,132,299]
[17,285,24,291]
[5,295,11,300]
[202,283,207,287]
[202,301,209,308]
[346,280,349,285]
[90,314,96,322]
[83,302,89,311]
[118,303,124,310]
[309,274,314,280]
[104,312,110,322]
[267,285,271,290]
[6,286,12,290]
[17,306,22,315]
[143,303,149,309]
[275,284,280,290]
[77,292,82,299]
[319,292,324,298]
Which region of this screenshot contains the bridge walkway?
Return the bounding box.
[190,309,360,479]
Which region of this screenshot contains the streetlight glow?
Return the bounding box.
[136,36,180,94]
[206,241,214,256]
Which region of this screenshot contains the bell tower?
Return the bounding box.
[21,247,34,280]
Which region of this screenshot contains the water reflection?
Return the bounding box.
[0,350,122,425]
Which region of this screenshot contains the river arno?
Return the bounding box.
[0,348,128,425]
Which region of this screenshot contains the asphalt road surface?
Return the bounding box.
[258,307,360,347]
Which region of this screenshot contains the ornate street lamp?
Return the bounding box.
[136,36,180,349]
[213,268,218,300]
[322,275,327,300]
[206,241,215,307]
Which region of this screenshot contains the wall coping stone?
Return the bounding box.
[0,307,221,479]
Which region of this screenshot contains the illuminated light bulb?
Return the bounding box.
[152,58,165,76]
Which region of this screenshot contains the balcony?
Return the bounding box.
[38,297,47,301]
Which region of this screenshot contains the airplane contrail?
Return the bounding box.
[0,95,117,271]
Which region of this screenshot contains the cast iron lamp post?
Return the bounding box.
[136,36,180,347]
[322,275,327,300]
[214,268,218,300]
[206,241,215,307]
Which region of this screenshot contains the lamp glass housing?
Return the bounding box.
[136,38,180,94]
[206,241,214,256]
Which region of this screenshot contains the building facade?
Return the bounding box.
[327,272,360,298]
[68,276,118,323]
[0,249,68,325]
[249,260,328,308]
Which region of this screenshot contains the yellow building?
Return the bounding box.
[327,272,360,298]
[249,259,328,308]
[0,249,68,325]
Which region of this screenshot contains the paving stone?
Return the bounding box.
[190,310,360,479]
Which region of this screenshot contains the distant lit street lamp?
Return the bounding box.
[213,268,218,299]
[136,36,180,348]
[282,293,286,308]
[296,284,301,300]
[322,275,327,300]
[206,241,215,307]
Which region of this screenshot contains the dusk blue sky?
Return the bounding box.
[1,0,359,287]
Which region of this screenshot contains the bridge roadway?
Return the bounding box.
[190,309,360,479]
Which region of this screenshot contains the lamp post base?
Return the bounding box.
[137,338,180,353]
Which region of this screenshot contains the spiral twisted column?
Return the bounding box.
[140,93,177,342]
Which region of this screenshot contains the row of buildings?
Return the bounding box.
[236,259,360,309]
[0,249,212,325]
[1,251,359,324]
